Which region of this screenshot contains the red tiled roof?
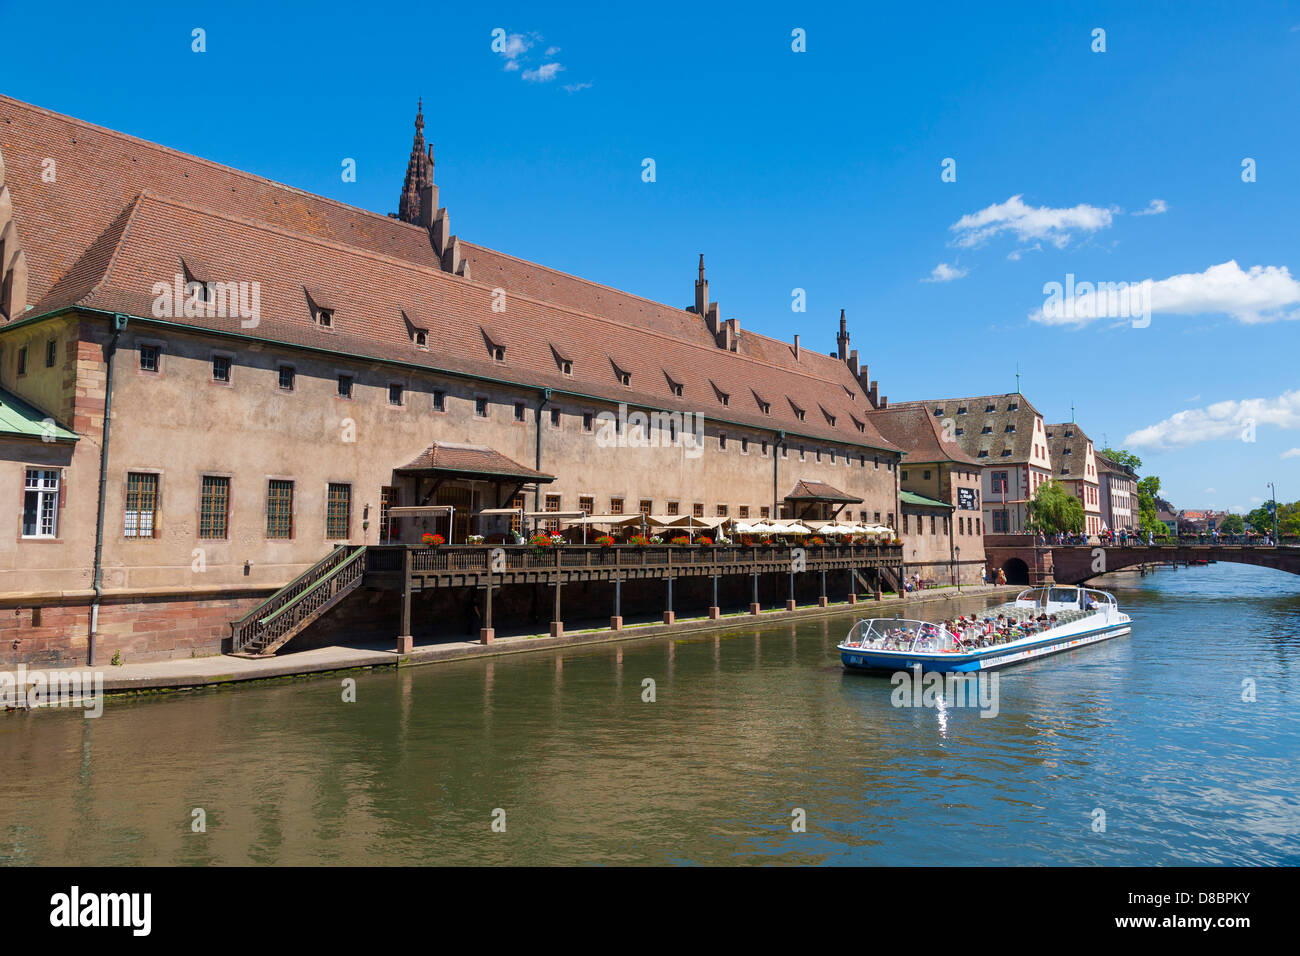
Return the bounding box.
[396,442,553,481]
[869,405,981,466]
[1,94,901,453]
[784,479,863,503]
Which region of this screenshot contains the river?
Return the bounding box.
[3,562,1297,865]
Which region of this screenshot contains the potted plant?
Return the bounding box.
[594,534,615,548]
[467,534,485,545]
[699,536,714,547]
[421,533,445,547]
[628,534,650,548]
[713,535,730,546]
[809,535,826,546]
[529,533,554,554]
[670,535,691,547]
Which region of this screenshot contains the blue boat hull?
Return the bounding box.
[839,621,1131,673]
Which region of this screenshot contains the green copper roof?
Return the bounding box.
[0,389,78,442]
[899,489,952,510]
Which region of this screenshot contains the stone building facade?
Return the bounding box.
[0,97,905,665]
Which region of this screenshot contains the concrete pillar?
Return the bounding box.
[787,571,796,611]
[611,576,622,629]
[750,572,761,614]
[709,575,720,618]
[819,569,827,606]
[664,577,675,624]
[481,580,494,645]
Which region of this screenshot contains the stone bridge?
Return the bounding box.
[983,535,1300,586]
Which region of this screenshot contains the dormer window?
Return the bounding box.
[1005,424,1015,433]
[977,450,989,458]
[957,405,968,414]
[612,361,631,387]
[414,330,428,348]
[318,309,333,327]
[550,344,574,377]
[933,407,944,417]
[1001,449,1012,457]
[982,425,992,434]
[181,258,211,305]
[985,403,996,412]
[711,381,729,406]
[482,327,507,363]
[789,399,806,421]
[1008,402,1019,411]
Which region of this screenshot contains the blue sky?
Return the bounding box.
[3,0,1298,510]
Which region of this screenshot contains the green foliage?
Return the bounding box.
[1218,513,1245,534]
[1026,480,1085,534]
[1099,447,1142,473]
[1246,500,1300,537]
[1135,474,1164,536]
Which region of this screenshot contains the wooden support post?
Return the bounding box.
[397,547,413,653]
[786,570,796,612]
[874,568,882,602]
[709,574,720,619]
[610,576,622,630]
[750,572,761,615]
[480,577,494,645]
[664,576,675,625]
[818,569,828,607]
[550,580,563,637]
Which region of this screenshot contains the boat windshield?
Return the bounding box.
[842,618,961,653]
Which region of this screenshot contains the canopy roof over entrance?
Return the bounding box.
[784,479,863,504]
[395,441,554,483]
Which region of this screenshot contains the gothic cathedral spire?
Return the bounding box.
[398,99,434,224]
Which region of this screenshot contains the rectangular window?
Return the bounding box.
[666,501,679,516]
[124,472,159,538]
[389,384,404,406]
[992,510,1008,533]
[741,437,749,454]
[923,470,932,481]
[716,504,728,517]
[22,468,60,538]
[693,503,704,518]
[545,494,561,533]
[887,512,894,529]
[760,506,771,519]
[45,340,57,368]
[139,344,159,373]
[17,346,28,376]
[338,374,354,399]
[901,470,909,481]
[991,471,1009,494]
[719,433,727,450]
[639,499,652,516]
[266,479,294,539]
[511,493,527,535]
[476,397,489,418]
[380,486,398,542]
[199,476,230,539]
[583,412,594,432]
[326,483,351,539]
[514,402,526,423]
[903,515,910,535]
[739,505,750,519]
[579,495,594,516]
[549,407,561,428]
[212,355,231,383]
[432,389,445,411]
[277,365,295,390]
[930,516,936,535]
[609,497,624,515]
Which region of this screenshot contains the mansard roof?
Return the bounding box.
[0,94,900,455]
[1044,422,1096,481]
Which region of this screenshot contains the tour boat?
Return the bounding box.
[838,586,1132,673]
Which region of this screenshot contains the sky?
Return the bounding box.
[2,0,1297,511]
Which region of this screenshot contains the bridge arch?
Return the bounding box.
[1000,557,1030,585]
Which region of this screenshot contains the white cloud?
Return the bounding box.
[1283,448,1300,459]
[1204,487,1216,493]
[1133,199,1168,216]
[923,262,968,283]
[545,46,561,55]
[1029,260,1300,326]
[1123,389,1300,450]
[563,82,593,93]
[496,31,538,70]
[523,63,565,82]
[950,194,1115,250]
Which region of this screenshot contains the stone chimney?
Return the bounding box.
[793,334,801,360]
[848,349,859,376]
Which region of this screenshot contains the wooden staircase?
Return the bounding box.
[229,545,368,657]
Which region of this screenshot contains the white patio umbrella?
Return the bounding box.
[732,521,756,534]
[819,524,845,536]
[748,522,775,533]
[784,522,812,534]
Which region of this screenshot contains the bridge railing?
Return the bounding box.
[988,533,1291,548]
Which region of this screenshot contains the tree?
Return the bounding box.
[1219,513,1245,535]
[1099,447,1142,473]
[1026,480,1085,535]
[1136,475,1164,536]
